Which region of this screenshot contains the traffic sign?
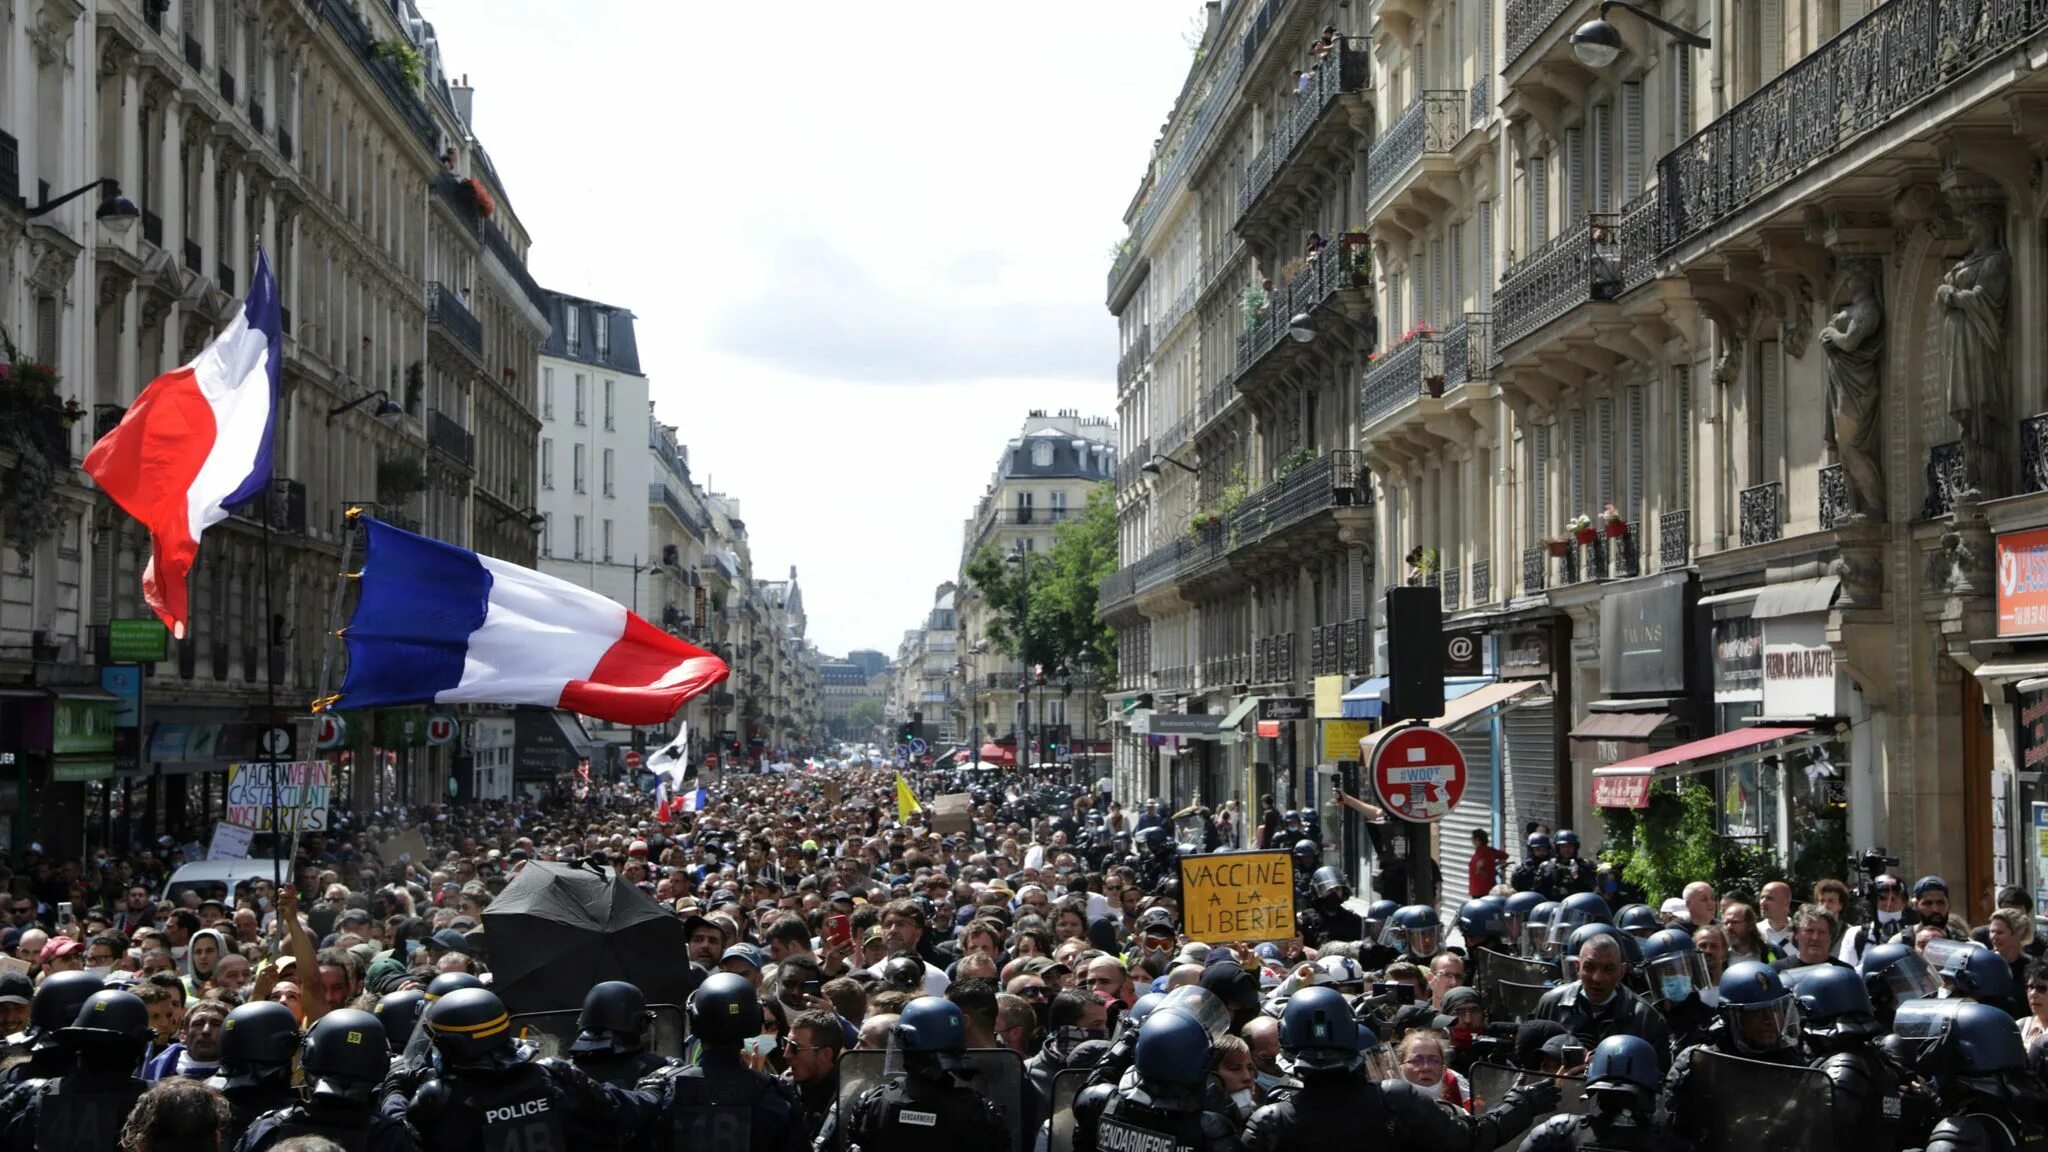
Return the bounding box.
[623,749,643,770]
[1368,723,1466,823]
[909,737,928,756]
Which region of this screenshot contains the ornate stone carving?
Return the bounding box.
[1820,259,1885,521]
[1936,191,2011,501]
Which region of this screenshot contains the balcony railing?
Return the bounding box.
[1443,312,1493,391]
[1659,509,1691,569]
[2022,414,2048,494]
[1819,464,1848,531]
[1616,189,1664,295]
[481,218,551,317]
[1117,324,1151,389]
[1362,330,1441,426]
[1661,0,2048,258]
[1923,441,1964,519]
[1236,243,1369,379]
[1252,633,1296,685]
[315,0,438,152]
[1739,482,1783,547]
[94,404,126,442]
[1442,566,1462,608]
[1471,558,1492,605]
[229,478,308,534]
[1497,214,1621,350]
[0,131,18,206]
[1505,0,1579,68]
[1469,74,1491,128]
[1239,46,1371,220]
[427,409,474,467]
[427,281,483,356]
[1522,546,1547,595]
[1227,450,1369,552]
[1365,90,1464,208]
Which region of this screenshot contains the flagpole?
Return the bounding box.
[306,508,358,869]
[262,506,281,896]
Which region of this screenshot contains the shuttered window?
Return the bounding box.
[1759,0,1784,81]
[1595,398,1615,511]
[1759,340,1783,486]
[1529,156,1549,249]
[1569,409,1587,518]
[1564,126,1585,224]
[1430,240,1445,327]
[1673,365,1693,510]
[1478,202,1494,309]
[1592,104,1614,214]
[1531,430,1550,543]
[1673,49,1694,149]
[1621,83,1645,199]
[1449,222,1465,317]
[1626,385,1647,527]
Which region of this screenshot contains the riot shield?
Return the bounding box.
[1686,1050,1834,1152]
[1467,1062,1585,1152]
[508,1006,689,1059]
[1046,1067,1092,1152]
[835,1048,1027,1152]
[1486,980,1555,1022]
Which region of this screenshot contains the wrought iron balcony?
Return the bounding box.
[1659,510,1692,569]
[1616,189,1664,295]
[1663,0,2048,258]
[0,131,18,206]
[1923,441,1964,519]
[1522,546,1548,595]
[1442,566,1462,609]
[1611,526,1641,579]
[1471,558,1492,605]
[2023,414,2048,494]
[1236,243,1370,381]
[1362,329,1442,428]
[1442,313,1492,392]
[1505,0,1580,69]
[94,404,126,442]
[1239,46,1371,224]
[1739,482,1783,547]
[229,477,308,534]
[1365,90,1464,211]
[1227,450,1369,554]
[1497,214,1622,350]
[1117,324,1151,389]
[428,409,474,467]
[427,281,483,357]
[1820,464,1849,531]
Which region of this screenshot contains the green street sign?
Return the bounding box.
[51,757,114,782]
[107,619,168,662]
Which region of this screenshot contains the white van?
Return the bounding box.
[159,859,290,903]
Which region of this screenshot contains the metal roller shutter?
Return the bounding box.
[1439,725,1499,922]
[1503,702,1558,847]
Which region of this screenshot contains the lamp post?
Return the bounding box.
[325,388,403,425]
[27,178,139,234]
[1006,544,1031,764]
[1570,1,1711,69]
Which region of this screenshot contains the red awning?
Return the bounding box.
[1595,724,1823,778]
[977,743,1017,766]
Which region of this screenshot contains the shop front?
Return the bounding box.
[1977,525,2048,906]
[1570,573,1701,857]
[1490,617,1570,853]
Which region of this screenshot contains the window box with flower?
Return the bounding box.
[1601,503,1628,538]
[1566,513,1597,546]
[460,178,495,218]
[0,331,75,560]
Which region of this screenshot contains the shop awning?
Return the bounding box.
[1568,711,1673,742]
[1342,676,1495,720]
[1219,696,1262,728]
[1753,576,1840,618]
[1971,654,2048,693]
[1436,679,1542,731]
[1592,724,1827,782]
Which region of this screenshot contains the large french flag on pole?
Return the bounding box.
[83,251,280,638]
[333,516,729,725]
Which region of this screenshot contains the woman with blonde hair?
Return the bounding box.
[1397,1029,1476,1113]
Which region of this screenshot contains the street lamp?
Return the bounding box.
[326,389,403,426]
[1140,453,1200,476]
[1572,1,1711,69]
[28,177,140,236]
[1287,309,1379,345]
[492,506,547,531]
[1006,545,1034,764]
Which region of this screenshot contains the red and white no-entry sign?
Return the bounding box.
[1369,723,1467,823]
[623,750,643,770]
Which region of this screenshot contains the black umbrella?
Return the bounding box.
[480,860,691,1014]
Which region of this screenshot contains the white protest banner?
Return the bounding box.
[208,822,254,860]
[225,761,332,831]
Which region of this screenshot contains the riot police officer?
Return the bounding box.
[402,985,644,1152]
[1860,942,1941,1032]
[1515,1035,1678,1152]
[1304,868,1363,947]
[1790,962,1901,1152]
[1080,991,1164,1092]
[0,988,150,1152]
[1074,1006,1236,1152]
[1242,986,1554,1151]
[842,996,1008,1152]
[1896,999,2043,1151]
[374,989,426,1057]
[235,1009,416,1152]
[1359,900,1400,968]
[0,972,101,1088]
[1536,830,1595,899]
[1386,905,1443,963]
[1502,891,1547,957]
[637,973,802,1152]
[1456,897,1509,985]
[1135,827,1177,894]
[208,1000,302,1145]
[1662,961,1807,1135]
[1510,833,1554,896]
[570,981,673,1090]
[1615,904,1662,939]
[1639,928,1715,1052]
[1290,840,1321,906]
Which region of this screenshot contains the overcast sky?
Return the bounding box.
[417,1,1202,658]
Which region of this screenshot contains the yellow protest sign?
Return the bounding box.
[1321,720,1374,762]
[1179,851,1295,942]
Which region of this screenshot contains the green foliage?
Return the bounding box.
[1275,446,1317,478]
[376,456,428,500]
[1599,779,1720,904]
[965,485,1118,684]
[372,39,425,88]
[847,697,884,731]
[0,327,68,563]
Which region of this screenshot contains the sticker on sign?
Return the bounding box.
[1178,850,1296,942]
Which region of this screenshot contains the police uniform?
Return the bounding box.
[234,1097,420,1152]
[1515,1110,1688,1152]
[220,1082,301,1149]
[1242,1075,1546,1152]
[843,1064,1010,1152]
[1073,1075,1236,1152]
[1923,1112,2034,1152]
[0,1070,147,1152]
[1535,857,1595,899]
[636,1046,805,1152]
[406,1056,640,1152]
[1509,857,1553,898]
[573,1050,672,1093]
[1305,902,1362,947]
[1809,1048,1901,1152]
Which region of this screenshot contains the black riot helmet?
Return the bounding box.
[212,1001,301,1090]
[880,955,926,993]
[300,1009,391,1103]
[571,980,651,1055]
[60,989,152,1069]
[1310,867,1347,902]
[373,989,426,1055]
[687,972,762,1047]
[424,972,484,1002]
[1292,839,1321,869]
[423,986,518,1072]
[1584,1035,1660,1114]
[27,971,104,1050]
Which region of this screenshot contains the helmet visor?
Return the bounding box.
[1644,952,1710,1004]
[1883,951,1942,1003]
[1725,997,1801,1054]
[1401,924,1442,956]
[1156,986,1230,1044]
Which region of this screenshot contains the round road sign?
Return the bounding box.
[623,750,643,770]
[1368,723,1467,823]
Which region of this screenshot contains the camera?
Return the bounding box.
[1369,982,1417,1005]
[1856,847,1901,876]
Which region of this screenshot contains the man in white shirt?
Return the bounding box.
[1758,880,1794,952]
[859,899,949,995]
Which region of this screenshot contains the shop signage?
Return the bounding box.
[513,711,579,780]
[51,698,114,756]
[1259,697,1311,721]
[425,714,457,746]
[1444,632,1483,677]
[1321,720,1373,761]
[1255,720,1282,738]
[1762,616,1837,717]
[1712,617,1762,696]
[1148,713,1223,736]
[2018,688,2048,776]
[1500,629,1553,679]
[1600,573,1691,694]
[51,758,114,782]
[315,714,348,750]
[1313,675,1346,719]
[106,619,168,663]
[2033,802,2048,915]
[1997,526,2048,637]
[1593,773,1654,809]
[101,667,142,776]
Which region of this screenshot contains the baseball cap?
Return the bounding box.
[1913,875,1948,898]
[424,929,470,955]
[37,937,80,965]
[720,944,766,970]
[0,972,31,1006]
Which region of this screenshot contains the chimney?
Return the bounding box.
[450,73,473,127]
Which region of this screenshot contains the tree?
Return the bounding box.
[964,485,1118,683]
[847,697,885,732]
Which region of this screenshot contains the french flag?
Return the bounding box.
[84,252,280,638]
[680,786,710,813]
[333,517,729,725]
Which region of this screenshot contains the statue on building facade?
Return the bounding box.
[1937,198,2011,501]
[1819,262,1885,520]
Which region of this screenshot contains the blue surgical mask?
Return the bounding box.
[1660,976,1694,1003]
[742,1035,778,1057]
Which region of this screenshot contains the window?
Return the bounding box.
[1050,490,1068,521]
[564,306,580,353]
[573,514,585,559]
[1528,155,1549,249]
[573,443,587,493]
[540,513,552,557]
[1030,439,1054,467]
[1529,430,1550,547]
[1564,126,1585,223]
[540,437,554,489]
[1569,409,1587,516]
[602,447,614,496]
[595,311,610,359]
[573,375,587,425]
[541,367,554,419]
[602,518,613,562]
[1621,83,1645,200]
[1670,365,1693,511]
[603,378,615,430]
[1016,491,1034,524]
[1478,202,1494,310]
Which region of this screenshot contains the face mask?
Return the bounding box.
[1877,910,1902,926]
[1449,1025,1476,1048]
[742,1035,778,1057]
[84,967,108,980]
[1698,987,1722,1009]
[1660,976,1694,1003]
[1255,1070,1290,1091]
[1229,1089,1255,1112]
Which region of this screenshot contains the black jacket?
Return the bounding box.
[1533,983,1671,1068]
[1242,1072,1552,1152]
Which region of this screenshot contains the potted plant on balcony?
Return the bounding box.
[0,330,69,561]
[1567,513,1597,546]
[460,177,495,218]
[1544,537,1569,558]
[1601,503,1628,538]
[1276,446,1317,479]
[1341,225,1370,249]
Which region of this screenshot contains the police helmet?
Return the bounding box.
[1157,986,1232,1044]
[373,989,426,1055]
[1134,1007,1213,1086]
[1277,986,1360,1073]
[1639,928,1710,1005]
[1310,866,1347,901]
[1543,891,1613,952]
[1291,839,1320,866]
[1584,1034,1660,1112]
[1526,832,1553,855]
[1716,961,1801,1055]
[1456,897,1507,941]
[1788,963,1878,1039]
[896,996,968,1068]
[1526,901,1562,958]
[571,980,651,1055]
[424,971,484,1001]
[1554,829,1581,853]
[1894,998,2027,1079]
[300,1009,391,1102]
[1562,922,1641,981]
[687,972,762,1047]
[1860,942,1941,1013]
[1126,992,1165,1031]
[1363,899,1399,942]
[213,1001,301,1090]
[1134,907,1178,939]
[423,986,517,1071]
[61,989,153,1053]
[880,954,926,993]
[26,971,104,1049]
[1136,826,1171,853]
[1614,903,1662,938]
[1924,938,2018,1004]
[1502,890,1546,947]
[1389,905,1443,957]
